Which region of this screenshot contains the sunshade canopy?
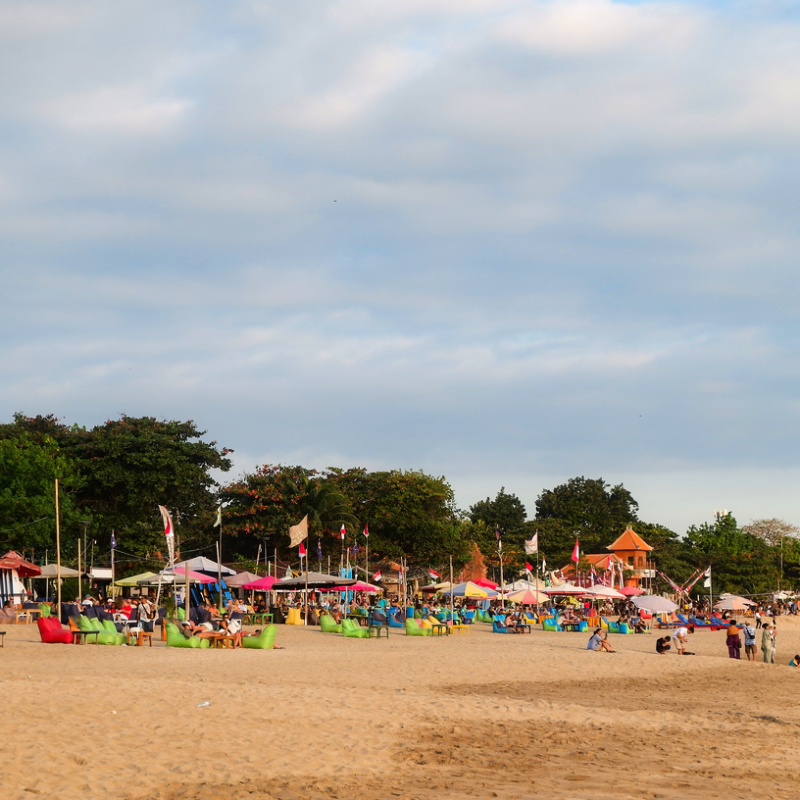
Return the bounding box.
[582,584,626,599]
[506,588,549,604]
[542,582,586,596]
[115,571,162,586]
[0,551,41,577]
[632,595,678,613]
[35,564,83,579]
[172,556,236,576]
[442,581,498,598]
[275,572,357,590]
[224,571,262,587]
[242,575,278,591]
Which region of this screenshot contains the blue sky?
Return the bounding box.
[3,0,800,535]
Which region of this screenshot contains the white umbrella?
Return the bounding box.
[583,584,626,600]
[632,595,678,613]
[34,564,83,579]
[714,597,753,611]
[542,582,587,596]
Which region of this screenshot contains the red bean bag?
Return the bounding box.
[37,616,73,644]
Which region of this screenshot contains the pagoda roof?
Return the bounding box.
[606,527,653,552]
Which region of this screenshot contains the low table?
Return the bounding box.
[451,624,470,635]
[0,630,6,647]
[430,623,449,637]
[71,630,101,645]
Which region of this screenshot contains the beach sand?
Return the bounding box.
[2,616,799,800]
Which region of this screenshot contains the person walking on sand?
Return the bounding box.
[743,621,757,662]
[726,620,742,659]
[761,623,775,664]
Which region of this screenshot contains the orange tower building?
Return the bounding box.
[606,527,653,587]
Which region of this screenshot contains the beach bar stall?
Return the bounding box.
[0,551,41,605]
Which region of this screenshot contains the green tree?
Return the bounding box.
[469,487,527,554]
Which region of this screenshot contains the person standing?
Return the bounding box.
[761,623,775,663]
[726,620,742,659]
[672,624,694,655]
[743,621,757,662]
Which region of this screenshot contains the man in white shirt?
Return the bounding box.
[672,625,694,654]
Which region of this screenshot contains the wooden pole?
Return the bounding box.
[77,537,82,604]
[55,479,61,618]
[449,555,454,623]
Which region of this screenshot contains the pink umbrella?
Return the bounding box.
[242,575,277,591]
[328,581,381,592]
[618,586,645,596]
[171,566,217,584]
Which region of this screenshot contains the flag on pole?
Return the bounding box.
[352,543,359,555]
[372,570,382,582]
[299,542,306,558]
[158,505,176,565]
[703,566,712,589]
[525,561,533,574]
[213,505,222,527]
[495,528,502,542]
[363,524,369,538]
[571,538,580,563]
[288,515,308,547]
[111,531,117,550]
[541,555,546,571]
[524,534,538,554]
[429,569,440,580]
[317,540,323,561]
[340,524,346,540]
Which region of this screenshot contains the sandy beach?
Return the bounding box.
[3,617,800,800]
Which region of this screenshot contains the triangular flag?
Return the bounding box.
[299,542,306,558]
[363,524,369,538]
[429,569,440,580]
[340,524,346,540]
[372,570,382,582]
[525,561,533,573]
[571,538,580,563]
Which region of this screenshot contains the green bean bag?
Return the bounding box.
[342,618,372,638]
[79,614,124,645]
[165,621,210,648]
[404,618,431,637]
[320,614,342,633]
[242,624,277,649]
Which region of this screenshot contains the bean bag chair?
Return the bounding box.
[165,621,210,648]
[342,619,372,638]
[242,624,277,649]
[404,618,431,637]
[37,616,73,644]
[320,614,342,633]
[386,613,405,628]
[78,614,124,645]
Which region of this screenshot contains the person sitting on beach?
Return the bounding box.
[587,628,615,652]
[630,617,647,634]
[656,636,671,654]
[789,654,800,667]
[219,613,243,647]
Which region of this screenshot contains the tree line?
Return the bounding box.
[0,413,797,595]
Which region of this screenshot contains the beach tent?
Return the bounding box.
[0,551,41,605]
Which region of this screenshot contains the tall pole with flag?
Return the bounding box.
[340,524,346,575]
[449,555,454,623]
[300,542,308,625]
[214,505,222,603]
[496,528,505,609]
[525,532,539,602]
[571,536,580,585]
[55,479,61,618]
[364,524,369,586]
[704,566,712,610]
[110,531,116,597]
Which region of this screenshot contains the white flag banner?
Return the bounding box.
[524,534,539,555]
[289,515,309,548]
[703,566,712,589]
[158,505,176,565]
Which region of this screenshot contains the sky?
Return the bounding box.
[3,0,800,536]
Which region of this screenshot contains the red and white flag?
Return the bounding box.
[372,570,382,582]
[541,555,546,571]
[429,569,440,580]
[571,538,580,563]
[363,524,369,538]
[340,524,346,540]
[298,542,306,558]
[158,505,175,565]
[525,562,533,574]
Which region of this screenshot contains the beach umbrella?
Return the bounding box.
[714,597,752,611]
[542,582,586,596]
[506,588,549,605]
[242,575,278,591]
[172,556,236,576]
[442,581,498,598]
[0,551,41,577]
[114,571,162,586]
[35,564,83,579]
[471,577,499,589]
[328,581,381,592]
[224,571,262,587]
[583,584,626,600]
[275,571,357,590]
[631,595,678,613]
[618,586,645,596]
